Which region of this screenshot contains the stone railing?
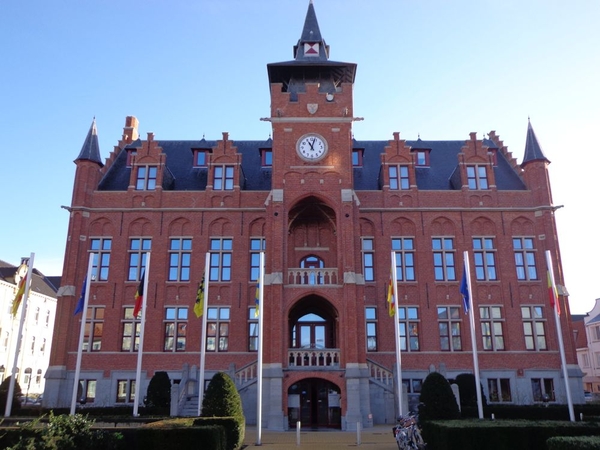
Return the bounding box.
[287,268,338,285]
[288,348,340,368]
[235,361,258,388]
[367,359,394,387]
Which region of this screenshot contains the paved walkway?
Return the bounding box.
[243,425,399,449]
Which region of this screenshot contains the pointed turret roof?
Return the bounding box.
[75,118,103,166]
[521,119,549,166]
[293,0,328,61]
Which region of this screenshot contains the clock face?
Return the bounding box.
[297,134,327,161]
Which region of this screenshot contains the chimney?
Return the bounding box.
[122,116,139,143]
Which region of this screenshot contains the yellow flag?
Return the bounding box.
[194,276,205,318]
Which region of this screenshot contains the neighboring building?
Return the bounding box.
[574,299,600,397]
[46,2,582,430]
[0,259,58,399]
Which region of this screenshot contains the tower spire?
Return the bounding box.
[521,119,549,166]
[293,0,329,61]
[75,118,103,166]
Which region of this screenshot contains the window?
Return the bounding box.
[366,307,377,351]
[248,308,258,352]
[168,238,192,281]
[83,307,104,352]
[90,238,112,281]
[438,306,462,351]
[36,369,42,385]
[0,366,4,384]
[352,150,363,167]
[78,380,96,403]
[399,307,420,351]
[35,307,39,324]
[402,378,423,395]
[488,378,512,402]
[261,150,272,167]
[580,353,590,368]
[30,336,35,354]
[299,255,325,285]
[135,166,157,190]
[209,238,232,281]
[121,307,141,352]
[392,238,415,281]
[473,237,497,281]
[521,306,547,350]
[194,150,208,167]
[414,150,429,166]
[432,237,456,281]
[480,306,504,350]
[206,307,230,352]
[389,165,409,190]
[23,368,32,385]
[362,238,374,282]
[513,237,538,280]
[592,325,600,341]
[531,378,555,402]
[128,238,151,281]
[116,380,136,403]
[164,307,188,352]
[45,310,50,327]
[214,166,234,190]
[466,165,489,189]
[40,338,46,355]
[250,238,266,281]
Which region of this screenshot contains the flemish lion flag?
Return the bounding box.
[386,272,395,317]
[133,271,145,317]
[11,263,28,317]
[194,276,205,318]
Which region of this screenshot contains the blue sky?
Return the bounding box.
[1,0,598,314]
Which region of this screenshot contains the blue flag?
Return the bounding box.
[460,265,470,314]
[74,277,87,315]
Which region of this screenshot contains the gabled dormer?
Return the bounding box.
[380,132,415,192]
[455,132,497,191]
[207,132,243,192]
[128,132,168,192]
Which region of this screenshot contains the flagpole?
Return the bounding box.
[463,251,483,419]
[545,250,574,422]
[133,252,150,417]
[391,251,403,417]
[256,251,265,445]
[70,253,94,415]
[5,252,34,418]
[197,252,210,416]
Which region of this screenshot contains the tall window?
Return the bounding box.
[83,307,104,352]
[45,310,50,327]
[513,237,538,280]
[415,151,428,166]
[121,307,141,352]
[168,238,192,281]
[389,165,409,190]
[473,237,497,281]
[392,238,415,281]
[90,238,112,281]
[135,166,157,190]
[40,338,46,355]
[250,238,266,281]
[116,380,136,403]
[488,378,512,402]
[128,238,151,281]
[352,150,363,167]
[593,325,600,341]
[466,165,488,189]
[366,307,377,351]
[522,306,547,350]
[361,238,374,282]
[399,307,420,351]
[210,238,232,281]
[214,166,234,190]
[30,336,35,354]
[206,307,230,352]
[531,378,555,402]
[261,150,272,167]
[79,380,97,403]
[194,150,208,167]
[36,369,42,385]
[164,307,188,352]
[480,306,505,350]
[300,255,324,285]
[432,237,456,281]
[248,308,258,352]
[438,306,462,351]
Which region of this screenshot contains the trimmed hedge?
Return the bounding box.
[421,419,600,450]
[461,403,600,421]
[194,416,245,450]
[135,426,226,450]
[547,436,600,450]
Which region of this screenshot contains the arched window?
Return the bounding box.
[300,256,324,285]
[292,313,327,349]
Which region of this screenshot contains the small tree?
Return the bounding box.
[0,376,22,414]
[145,371,171,411]
[418,371,460,422]
[454,373,487,409]
[201,372,243,418]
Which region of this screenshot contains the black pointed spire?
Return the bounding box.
[293,0,329,61]
[75,118,103,166]
[522,119,549,166]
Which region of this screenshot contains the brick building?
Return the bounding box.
[46,1,582,430]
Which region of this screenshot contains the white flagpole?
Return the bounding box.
[545,250,575,422]
[5,252,34,418]
[197,252,210,416]
[391,251,403,417]
[70,253,94,415]
[133,252,150,417]
[256,251,265,445]
[463,251,483,419]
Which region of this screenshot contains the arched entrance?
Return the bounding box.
[288,378,341,429]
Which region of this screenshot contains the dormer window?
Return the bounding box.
[261,150,272,167]
[194,150,209,167]
[389,165,410,190]
[126,150,137,167]
[466,165,489,190]
[415,150,429,167]
[214,166,234,190]
[136,166,157,190]
[352,149,363,167]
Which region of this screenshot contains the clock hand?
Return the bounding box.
[309,137,315,151]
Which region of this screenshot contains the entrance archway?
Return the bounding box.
[287,378,341,429]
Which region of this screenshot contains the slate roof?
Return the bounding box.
[75,118,103,166]
[522,120,549,166]
[0,260,60,299]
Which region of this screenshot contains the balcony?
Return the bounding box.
[288,348,340,369]
[287,268,338,285]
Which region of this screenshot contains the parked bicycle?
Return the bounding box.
[392,414,426,450]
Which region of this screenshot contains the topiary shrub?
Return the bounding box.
[145,371,171,413]
[418,371,460,422]
[454,373,487,409]
[0,376,22,414]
